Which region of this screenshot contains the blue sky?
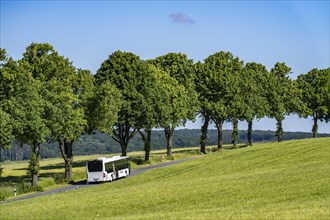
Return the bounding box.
[1,0,329,133]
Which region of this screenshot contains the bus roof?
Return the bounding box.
[90,156,129,163]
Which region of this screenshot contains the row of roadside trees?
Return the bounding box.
[0,43,329,186]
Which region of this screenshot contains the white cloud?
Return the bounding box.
[169,13,195,24]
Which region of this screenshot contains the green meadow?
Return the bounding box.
[1,138,329,219]
[0,149,199,199]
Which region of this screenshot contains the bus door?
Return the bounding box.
[112,163,116,179]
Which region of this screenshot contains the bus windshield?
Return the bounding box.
[87,160,103,172]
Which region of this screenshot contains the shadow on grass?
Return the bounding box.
[72,160,86,168]
[12,160,87,172]
[171,149,200,154]
[0,175,31,185]
[13,167,28,171]
[40,160,87,171]
[129,156,146,165]
[71,180,87,185]
[223,144,250,150]
[5,160,88,186]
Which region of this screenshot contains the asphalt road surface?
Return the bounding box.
[1,157,197,204]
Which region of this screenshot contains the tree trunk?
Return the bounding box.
[29,142,40,187]
[276,118,283,142]
[139,129,152,162]
[120,142,128,156]
[200,114,210,154]
[247,120,253,146]
[64,159,72,180]
[232,117,238,148]
[112,120,137,156]
[165,126,174,157]
[64,140,73,181]
[32,173,38,187]
[312,117,318,138]
[213,117,224,151]
[59,139,74,181]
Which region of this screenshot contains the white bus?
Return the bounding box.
[86,156,130,183]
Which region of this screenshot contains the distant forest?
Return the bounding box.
[1,129,328,161]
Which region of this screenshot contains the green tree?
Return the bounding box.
[149,53,198,156]
[202,51,243,150]
[0,107,13,149]
[86,79,122,136]
[22,43,90,181]
[268,62,300,142]
[0,49,14,176]
[0,48,7,62]
[0,58,49,186]
[297,68,330,137]
[44,79,86,181]
[0,49,14,150]
[228,62,244,148]
[76,68,121,138]
[195,61,211,154]
[95,51,151,156]
[146,64,187,158]
[135,64,165,162]
[241,62,269,146]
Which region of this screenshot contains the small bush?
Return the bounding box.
[0,192,6,201]
[34,185,43,192]
[130,156,145,165]
[52,174,65,184]
[18,182,33,194]
[17,182,43,194]
[165,156,174,161]
[18,183,31,194]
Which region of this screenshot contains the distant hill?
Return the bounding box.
[1,129,329,161]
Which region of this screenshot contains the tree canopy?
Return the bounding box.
[200,51,243,150]
[95,51,153,156]
[268,62,303,142]
[148,53,198,156]
[297,68,330,137]
[241,62,269,145]
[0,57,49,186]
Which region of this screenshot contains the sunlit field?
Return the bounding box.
[1,138,329,219]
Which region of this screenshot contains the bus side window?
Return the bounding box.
[105,162,113,173]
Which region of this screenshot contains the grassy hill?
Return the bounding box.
[1,138,329,219]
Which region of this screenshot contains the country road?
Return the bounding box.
[0,157,197,204]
